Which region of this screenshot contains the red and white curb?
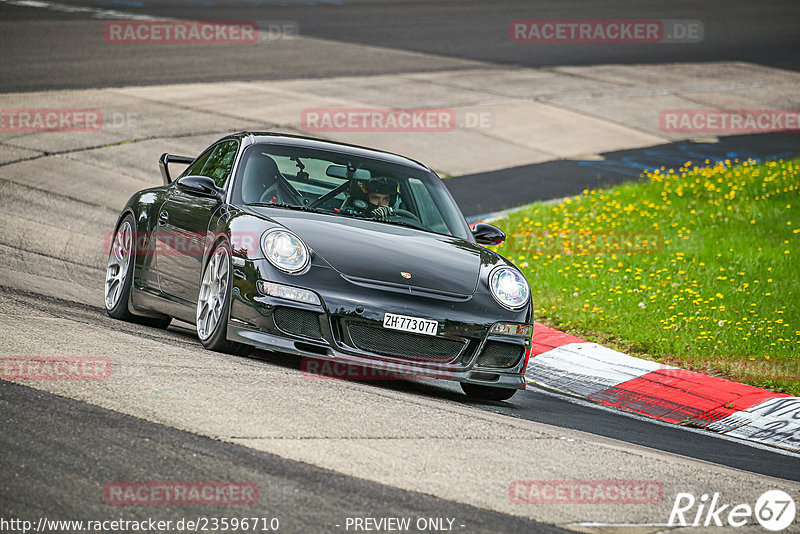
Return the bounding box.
[525,323,799,452]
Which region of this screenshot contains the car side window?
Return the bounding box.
[199,140,239,189]
[182,141,239,188]
[184,149,212,178]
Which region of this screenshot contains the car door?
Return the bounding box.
[155,140,238,305]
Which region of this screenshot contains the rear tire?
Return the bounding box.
[461,383,517,401]
[196,242,252,356]
[104,214,171,329]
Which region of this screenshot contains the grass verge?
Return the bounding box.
[491,158,799,395]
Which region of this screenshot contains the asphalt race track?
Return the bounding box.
[1,285,798,531]
[1,1,799,532]
[1,0,799,92]
[1,379,565,533]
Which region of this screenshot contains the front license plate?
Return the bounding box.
[383,313,439,336]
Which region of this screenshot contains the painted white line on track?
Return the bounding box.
[3,0,155,19]
[525,384,800,460]
[566,522,680,533]
[709,397,800,450]
[525,332,799,453]
[569,523,674,527]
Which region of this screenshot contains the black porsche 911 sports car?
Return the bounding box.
[104,133,532,400]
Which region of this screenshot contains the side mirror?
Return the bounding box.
[472,223,505,245]
[176,175,223,199]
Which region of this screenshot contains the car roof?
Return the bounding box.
[220,132,433,173]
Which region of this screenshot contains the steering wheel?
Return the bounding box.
[259,183,309,207]
[259,184,279,204]
[392,208,421,223]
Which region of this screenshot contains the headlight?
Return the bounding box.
[489,267,530,310]
[261,229,309,274]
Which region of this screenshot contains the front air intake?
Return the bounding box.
[346,323,466,363]
[476,341,524,368]
[273,307,323,340]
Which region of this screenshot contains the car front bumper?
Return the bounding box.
[228,260,530,389]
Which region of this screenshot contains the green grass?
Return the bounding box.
[490,158,800,395]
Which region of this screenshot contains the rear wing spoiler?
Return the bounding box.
[159,153,194,185]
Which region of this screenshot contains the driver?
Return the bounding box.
[354,177,399,219]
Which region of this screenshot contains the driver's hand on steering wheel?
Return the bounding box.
[371,206,393,219]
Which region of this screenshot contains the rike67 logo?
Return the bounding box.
[669,490,796,531]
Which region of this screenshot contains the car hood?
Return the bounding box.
[266,211,482,296]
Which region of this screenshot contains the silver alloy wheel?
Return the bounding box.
[104,220,133,310]
[196,246,229,341]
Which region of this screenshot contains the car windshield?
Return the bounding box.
[231,143,472,241]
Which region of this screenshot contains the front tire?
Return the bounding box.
[104,214,171,329]
[196,242,251,356]
[461,383,517,401]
